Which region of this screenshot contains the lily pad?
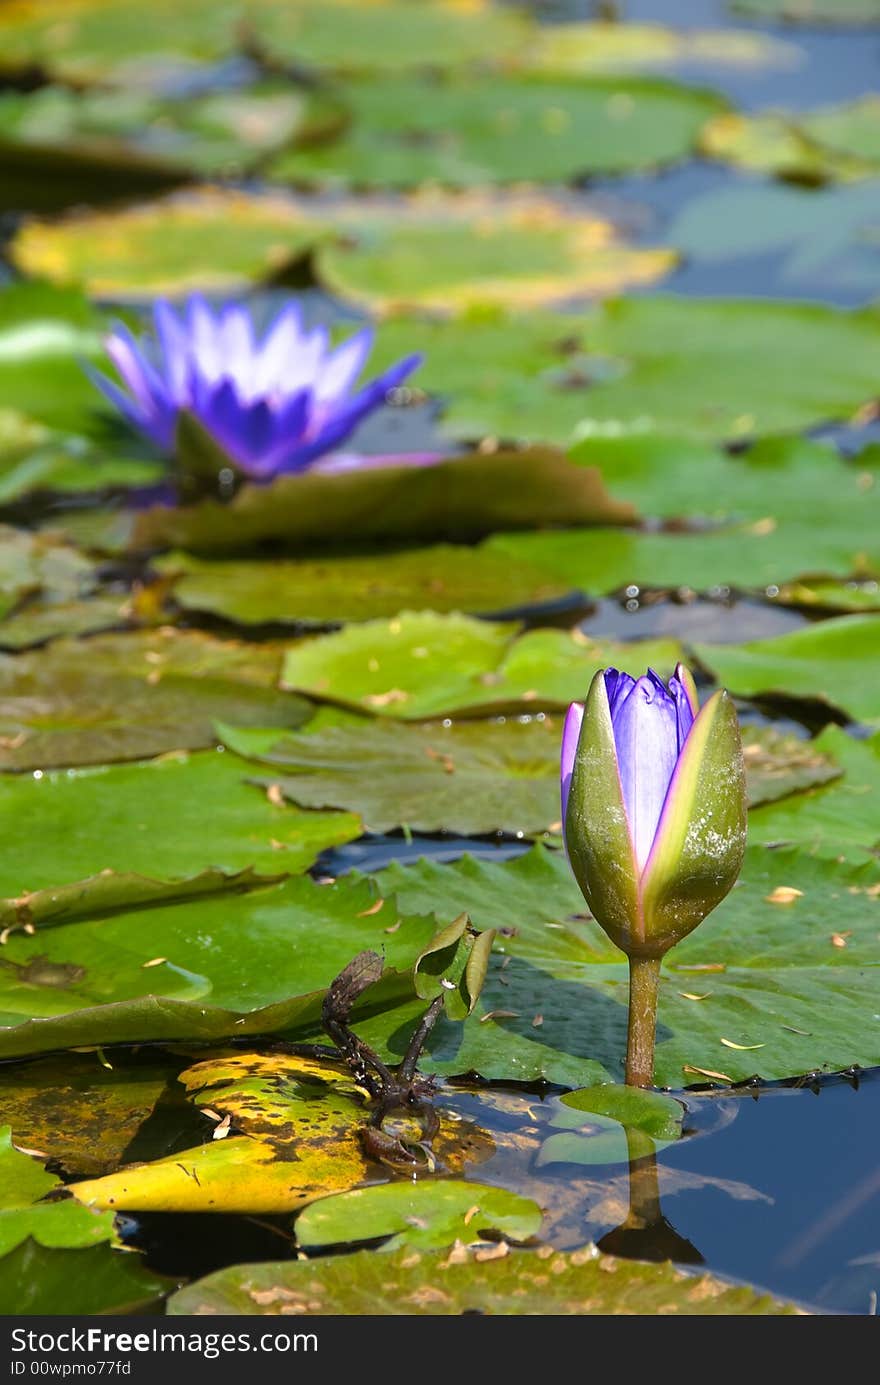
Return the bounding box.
[0,1125,117,1256]
[538,1087,683,1168]
[530,22,800,77]
[694,614,880,725]
[730,0,880,25]
[158,545,574,627]
[699,111,868,182]
[270,74,725,188]
[10,187,332,297]
[315,192,675,315]
[221,715,565,836]
[167,1242,802,1315]
[0,747,359,923]
[368,842,880,1083]
[132,446,634,554]
[220,717,823,836]
[0,873,439,1059]
[0,1054,170,1177]
[0,283,105,434]
[70,1051,492,1214]
[280,612,683,720]
[748,726,880,859]
[295,1180,543,1252]
[0,1240,169,1315]
[489,436,880,594]
[371,297,880,445]
[0,628,311,769]
[670,181,880,301]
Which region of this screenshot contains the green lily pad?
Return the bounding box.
[167,1242,803,1315]
[0,1125,116,1256]
[694,614,880,725]
[295,1180,543,1252]
[158,545,574,627]
[530,22,800,76]
[0,873,438,1059]
[221,715,565,836]
[220,717,828,836]
[11,187,332,297]
[0,430,163,504]
[748,726,880,859]
[699,111,869,182]
[0,283,105,435]
[489,436,880,593]
[315,192,675,315]
[670,181,880,299]
[730,0,880,25]
[0,628,311,769]
[280,612,683,720]
[367,842,880,1084]
[0,82,341,214]
[0,747,359,926]
[133,446,633,554]
[771,578,880,613]
[370,297,880,446]
[0,1240,170,1315]
[0,1053,170,1177]
[538,1087,683,1168]
[269,74,725,189]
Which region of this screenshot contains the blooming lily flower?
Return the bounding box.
[90,295,422,483]
[562,663,746,1086]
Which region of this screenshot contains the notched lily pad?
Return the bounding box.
[167,1242,804,1315]
[295,1179,543,1252]
[0,628,311,769]
[133,442,635,553]
[538,1087,684,1168]
[280,611,683,720]
[157,545,574,626]
[316,191,675,315]
[220,714,566,836]
[0,1125,117,1255]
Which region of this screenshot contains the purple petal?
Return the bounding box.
[560,700,585,828]
[311,449,446,474]
[152,301,192,404]
[610,674,680,871]
[668,668,697,752]
[86,364,176,451]
[312,327,375,407]
[604,667,636,720]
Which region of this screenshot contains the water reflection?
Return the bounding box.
[597,1129,704,1265]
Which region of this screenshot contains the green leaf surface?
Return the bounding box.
[371,297,880,446]
[538,1086,683,1167]
[280,611,682,720]
[270,74,725,188]
[0,747,358,922]
[0,283,105,434]
[315,192,675,315]
[0,629,311,769]
[530,22,800,76]
[168,1242,803,1315]
[0,1126,116,1256]
[11,187,332,297]
[694,615,880,724]
[730,0,880,25]
[748,726,880,858]
[0,1240,170,1315]
[158,546,573,627]
[0,874,438,1059]
[367,842,880,1084]
[133,446,634,554]
[220,715,565,836]
[295,1180,543,1252]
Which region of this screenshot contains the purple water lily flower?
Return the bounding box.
[561,665,697,871]
[90,295,422,482]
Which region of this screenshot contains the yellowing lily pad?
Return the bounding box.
[316,192,675,314]
[70,1051,493,1214]
[531,22,800,76]
[9,187,332,297]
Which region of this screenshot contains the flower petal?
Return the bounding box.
[611,673,680,871]
[560,700,584,828]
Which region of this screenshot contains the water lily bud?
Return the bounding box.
[562,664,747,960]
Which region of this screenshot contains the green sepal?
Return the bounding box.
[174,411,241,502]
[639,689,747,953]
[413,913,495,1020]
[565,669,640,953]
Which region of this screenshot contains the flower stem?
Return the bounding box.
[625,954,662,1088]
